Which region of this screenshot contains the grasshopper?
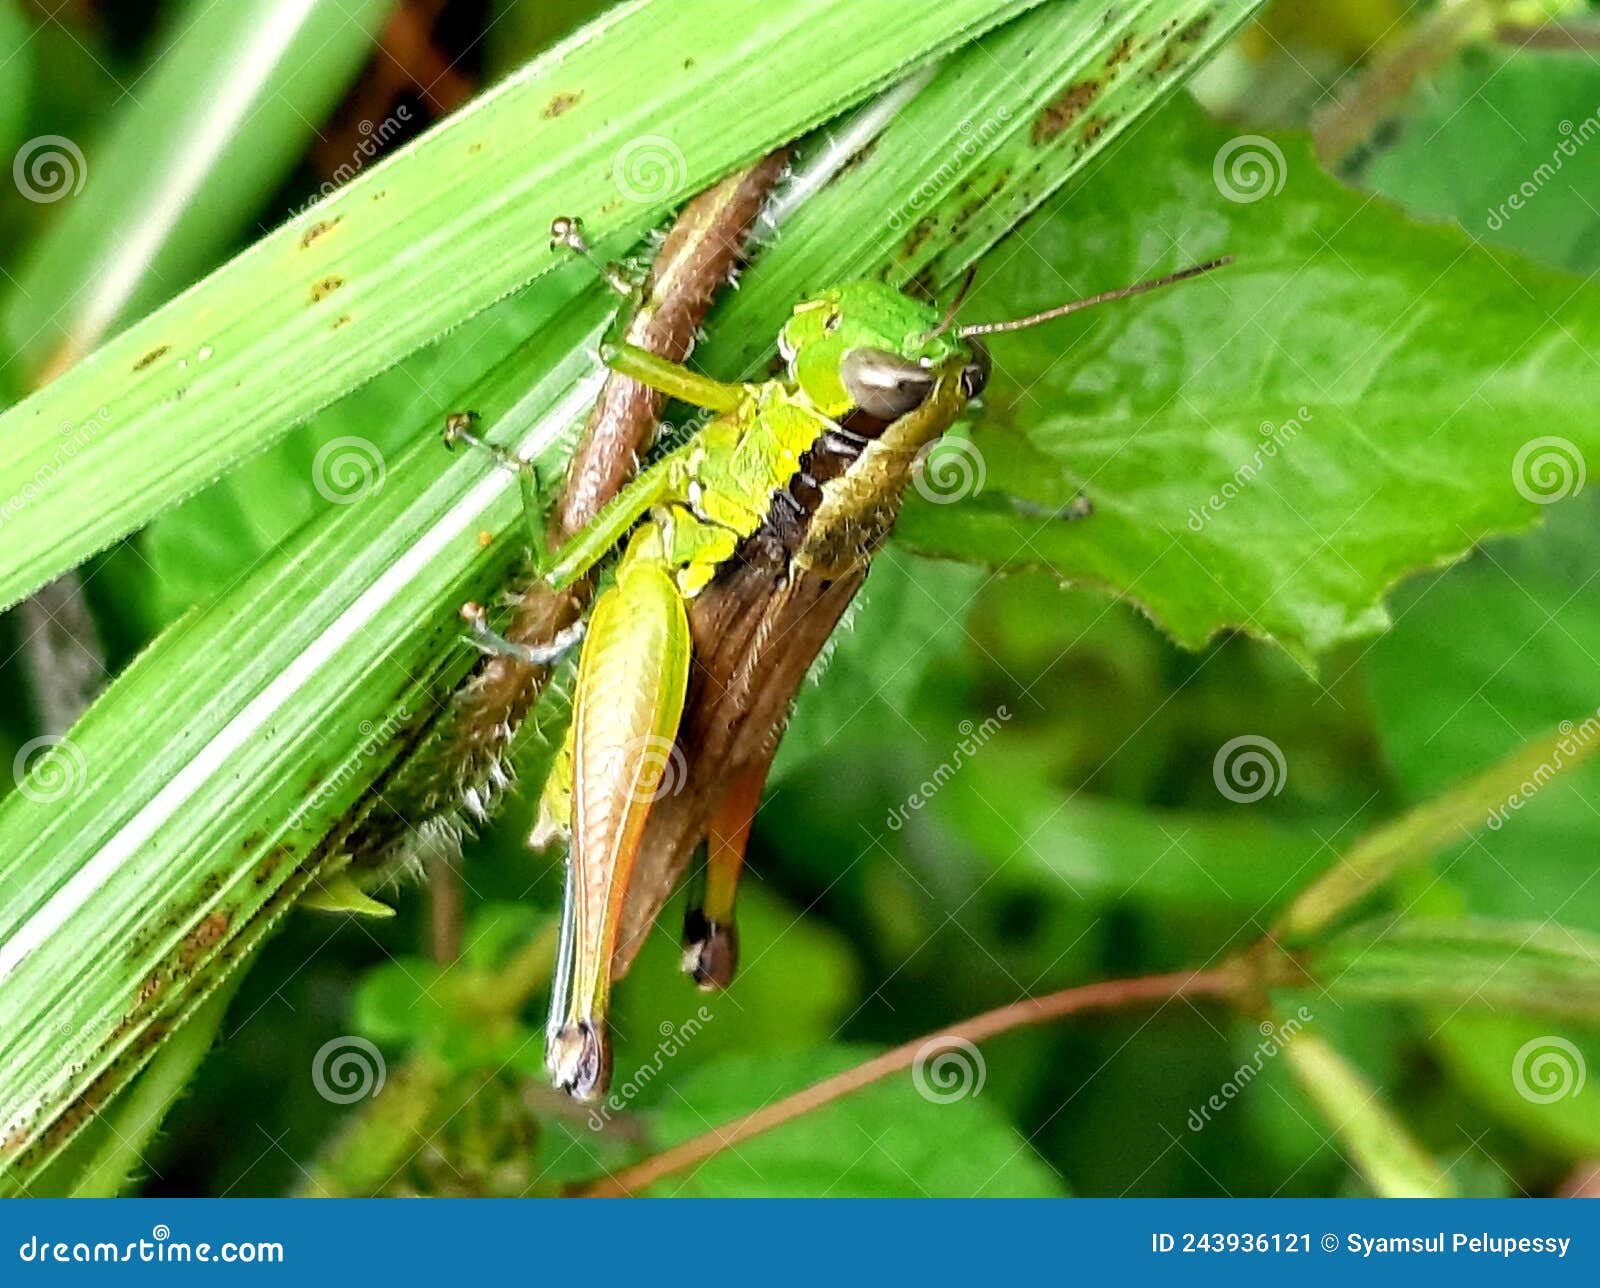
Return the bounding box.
[470,219,1229,1099]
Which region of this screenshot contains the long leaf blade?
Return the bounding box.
[0,0,1036,610]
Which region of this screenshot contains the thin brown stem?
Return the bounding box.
[574,965,1242,1197]
[1557,1159,1600,1198]
[1497,21,1600,53]
[425,849,462,963]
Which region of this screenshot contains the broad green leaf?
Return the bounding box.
[609,884,859,1072]
[637,1047,1068,1197]
[1283,1029,1455,1197]
[0,0,1038,610]
[1432,1015,1600,1159]
[1311,918,1600,1021]
[1358,45,1600,276]
[896,94,1600,664]
[1363,494,1600,927]
[1342,47,1600,1166]
[941,739,1336,913]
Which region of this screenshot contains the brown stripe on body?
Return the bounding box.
[732,409,888,572]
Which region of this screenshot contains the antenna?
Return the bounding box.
[921,265,979,343]
[959,256,1233,338]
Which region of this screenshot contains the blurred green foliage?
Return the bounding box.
[4,0,1600,1198]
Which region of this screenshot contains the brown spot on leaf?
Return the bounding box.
[179,911,231,968]
[133,345,170,371]
[137,971,165,1006]
[899,216,936,261]
[299,217,341,250]
[332,314,352,330]
[310,275,345,303]
[1033,81,1098,145]
[1106,35,1134,69]
[253,844,295,887]
[543,91,581,119]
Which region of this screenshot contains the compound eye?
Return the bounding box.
[960,339,991,399]
[839,348,936,418]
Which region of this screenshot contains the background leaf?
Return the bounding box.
[896,94,1600,664]
[638,1047,1068,1197]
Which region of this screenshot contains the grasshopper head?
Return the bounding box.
[779,281,989,420]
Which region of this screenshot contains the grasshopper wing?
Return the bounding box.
[549,531,690,1099]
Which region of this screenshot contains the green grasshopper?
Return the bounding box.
[470,218,1228,1100]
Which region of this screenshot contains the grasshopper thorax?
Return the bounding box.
[779,281,988,421]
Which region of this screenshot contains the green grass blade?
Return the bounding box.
[0,0,1036,611]
[705,0,1255,371]
[1280,722,1600,942]
[1283,1029,1456,1198]
[1309,918,1600,1022]
[5,0,393,381]
[0,291,611,1190]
